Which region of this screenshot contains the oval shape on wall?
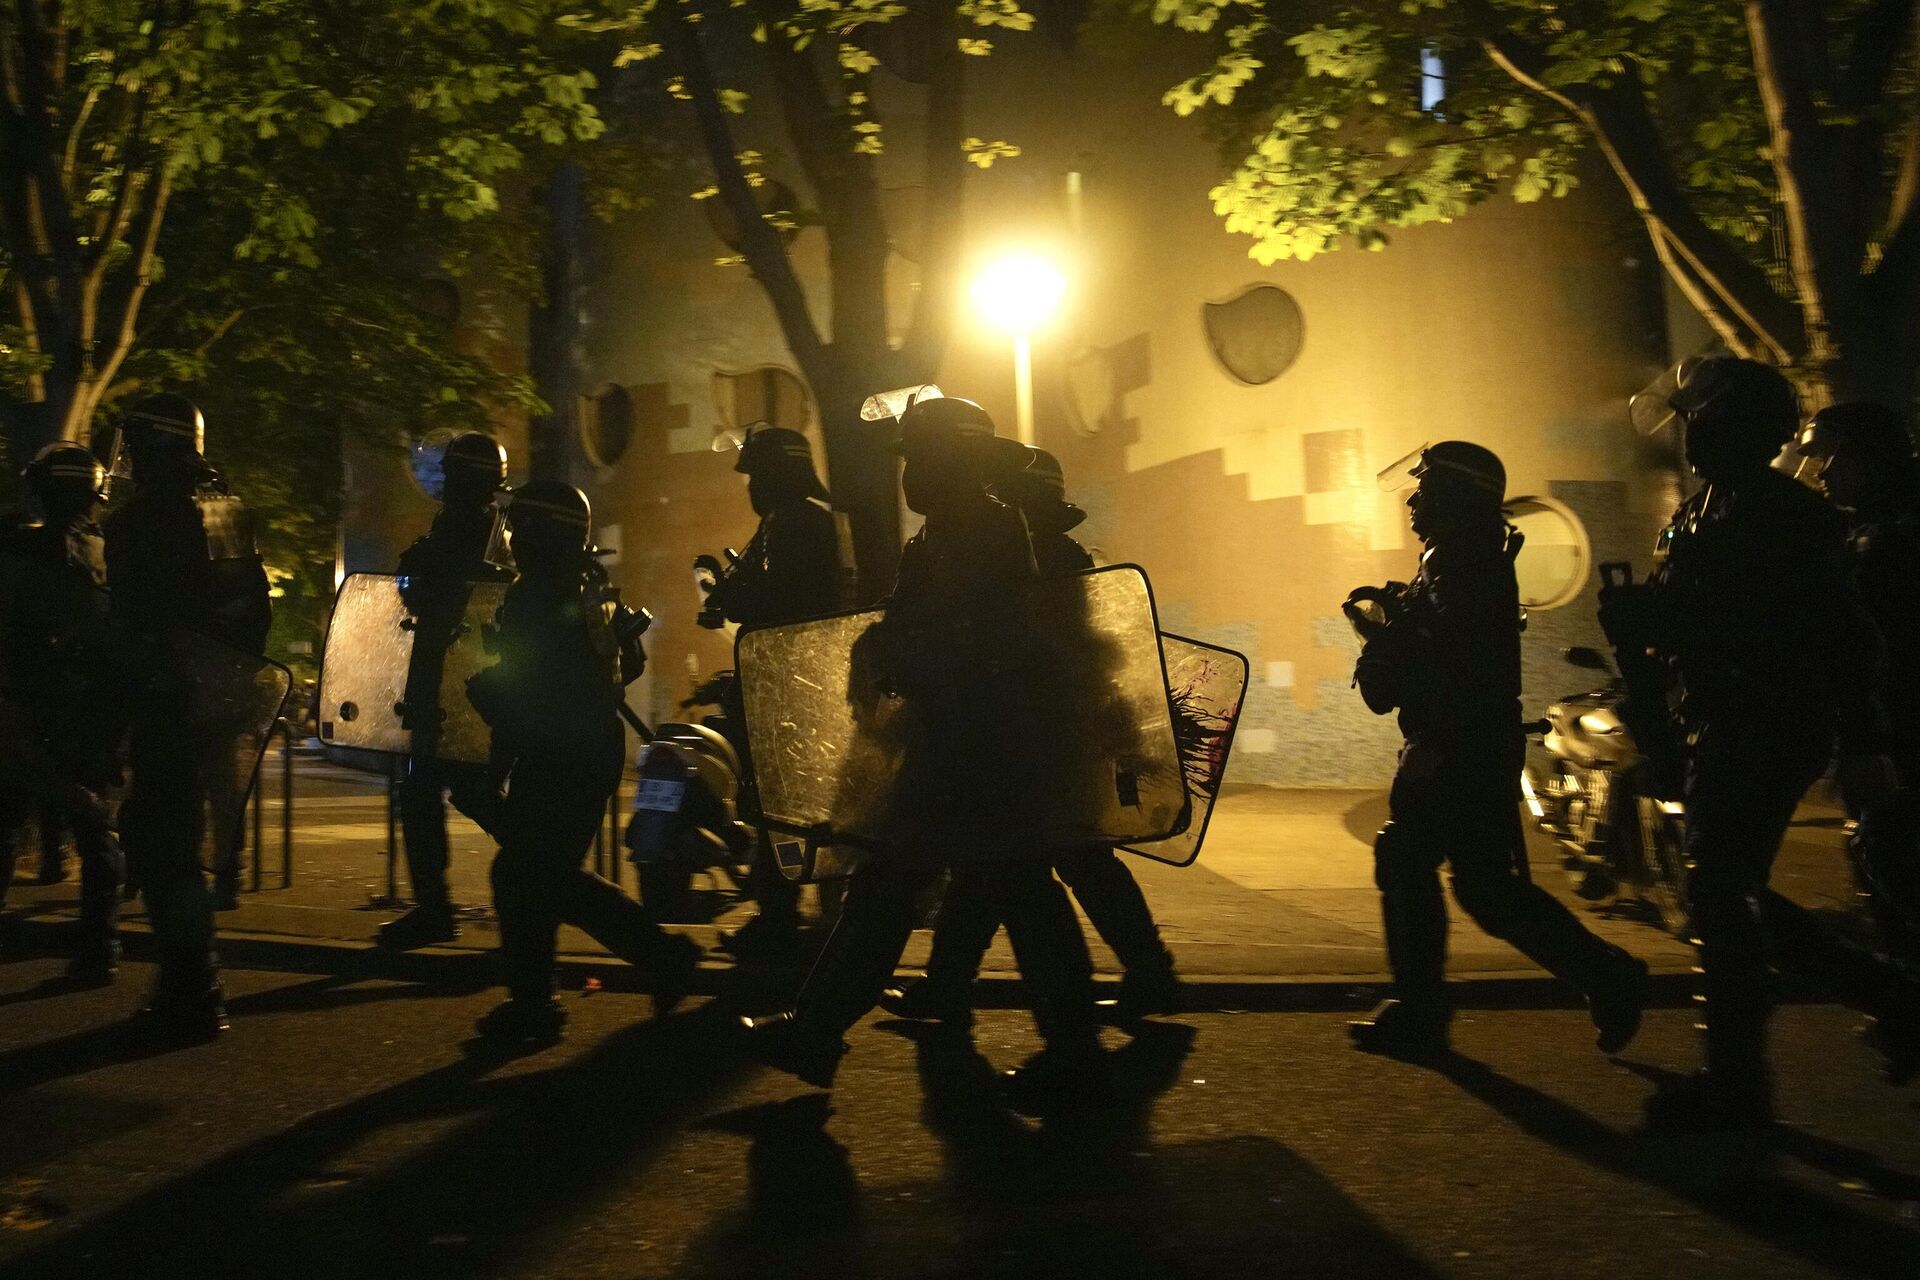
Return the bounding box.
[1203,284,1306,386]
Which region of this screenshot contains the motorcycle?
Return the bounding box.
[1521,645,1690,936]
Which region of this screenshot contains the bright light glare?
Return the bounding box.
[971,253,1067,336]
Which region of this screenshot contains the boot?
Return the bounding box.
[474,996,566,1045]
[1588,951,1650,1055]
[1349,997,1450,1061]
[378,901,460,951]
[64,938,120,988]
[718,912,804,963]
[132,973,228,1044]
[878,977,974,1029]
[213,873,241,912]
[648,932,703,1017]
[1100,962,1182,1024]
[741,1011,847,1089]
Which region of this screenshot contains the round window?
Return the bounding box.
[581,384,635,467]
[1506,496,1592,610]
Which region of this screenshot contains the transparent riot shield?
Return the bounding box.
[174,630,294,848]
[739,564,1188,881]
[1121,634,1249,867]
[317,574,413,754]
[316,573,506,764]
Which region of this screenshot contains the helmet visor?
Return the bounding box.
[859,384,943,423]
[1375,443,1431,492]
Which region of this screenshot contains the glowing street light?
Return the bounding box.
[971,252,1066,446]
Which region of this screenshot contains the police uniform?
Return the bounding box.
[788,490,1103,1057]
[905,519,1179,1020]
[0,511,124,969]
[1359,512,1641,1047]
[466,535,693,1022]
[391,503,513,925]
[104,469,270,1015]
[1647,467,1915,1107]
[702,485,841,946]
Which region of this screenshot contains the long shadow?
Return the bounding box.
[681,1093,865,1280]
[3,1001,748,1280]
[0,972,490,1100]
[901,1022,1443,1279]
[1436,1051,1920,1277]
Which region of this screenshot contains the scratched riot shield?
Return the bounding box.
[1121,634,1249,867]
[174,629,294,848]
[739,564,1189,882]
[316,572,506,764]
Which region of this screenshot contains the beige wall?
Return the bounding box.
[344,38,1688,785]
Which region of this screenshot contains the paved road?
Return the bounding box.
[14,758,1861,981]
[3,956,1918,1279]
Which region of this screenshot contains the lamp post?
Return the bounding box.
[970,253,1066,446]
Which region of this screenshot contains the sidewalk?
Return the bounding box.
[3,754,1865,995]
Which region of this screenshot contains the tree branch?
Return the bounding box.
[1748,0,1859,366]
[663,11,823,368]
[71,165,168,438]
[1473,12,1806,362]
[1843,0,1919,110]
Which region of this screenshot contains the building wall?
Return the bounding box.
[344,38,1689,786]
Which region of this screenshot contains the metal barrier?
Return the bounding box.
[246,717,299,891]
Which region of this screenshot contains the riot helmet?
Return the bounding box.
[120,392,207,494]
[506,480,591,576]
[122,392,206,456]
[1798,401,1919,512]
[440,431,509,508]
[994,446,1086,534]
[1668,355,1798,482]
[1380,440,1506,542]
[719,423,831,513]
[23,441,108,520]
[895,396,1022,515]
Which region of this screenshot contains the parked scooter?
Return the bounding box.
[624,672,756,922]
[1522,645,1691,936]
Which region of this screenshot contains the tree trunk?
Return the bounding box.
[1820,300,1917,410]
[527,164,587,484]
[811,360,903,606]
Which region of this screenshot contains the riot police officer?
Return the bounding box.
[1601,358,1920,1132]
[1348,440,1648,1060]
[464,481,699,1043]
[0,443,125,982]
[1798,404,1920,956]
[696,424,841,958]
[104,393,271,1039]
[379,432,514,950]
[881,445,1182,1026]
[746,398,1108,1109]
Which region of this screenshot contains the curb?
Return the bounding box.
[4,912,1706,1013]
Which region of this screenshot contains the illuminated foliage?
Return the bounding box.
[1133,0,1920,409]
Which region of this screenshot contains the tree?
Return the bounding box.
[1141,0,1920,412]
[569,0,1034,598]
[0,0,604,456]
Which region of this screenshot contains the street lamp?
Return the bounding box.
[971,252,1066,446]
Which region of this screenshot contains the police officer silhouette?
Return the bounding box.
[745,399,1107,1107]
[1604,360,1920,1132]
[105,393,271,1040]
[379,432,514,950]
[0,442,125,982]
[1349,440,1647,1060]
[1798,404,1920,957]
[697,424,841,958]
[464,481,699,1043]
[881,445,1182,1027]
